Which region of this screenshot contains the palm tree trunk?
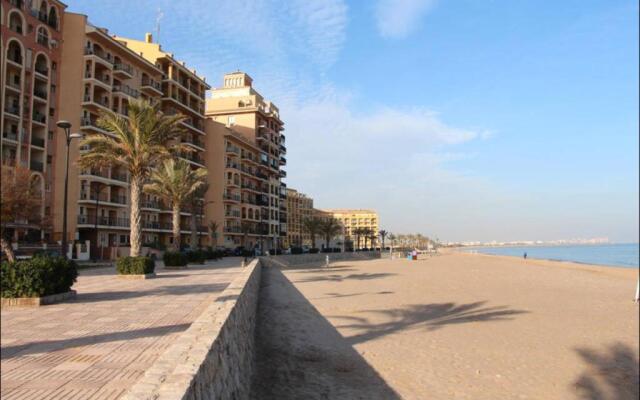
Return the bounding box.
[190,211,198,250]
[1,236,16,263]
[172,204,181,252]
[129,177,143,257]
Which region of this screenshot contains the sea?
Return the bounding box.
[464,243,639,268]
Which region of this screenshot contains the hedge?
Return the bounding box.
[309,248,320,254]
[117,256,155,275]
[1,256,78,298]
[163,251,187,267]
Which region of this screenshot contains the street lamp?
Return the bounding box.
[57,120,83,259]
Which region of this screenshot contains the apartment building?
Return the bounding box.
[1,0,66,243]
[206,72,287,250]
[51,14,205,258]
[322,209,379,249]
[285,188,313,247]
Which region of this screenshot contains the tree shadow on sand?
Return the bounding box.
[296,272,396,284]
[573,342,639,400]
[331,301,529,345]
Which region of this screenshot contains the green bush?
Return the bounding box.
[1,255,78,298]
[185,250,206,264]
[163,251,187,266]
[309,248,320,254]
[116,256,155,275]
[204,247,223,260]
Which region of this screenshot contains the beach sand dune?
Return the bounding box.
[251,252,639,400]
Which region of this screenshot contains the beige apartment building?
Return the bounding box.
[285,188,313,247]
[205,72,287,250]
[323,209,379,249]
[1,0,66,243]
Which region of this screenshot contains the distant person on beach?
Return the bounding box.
[524,252,527,259]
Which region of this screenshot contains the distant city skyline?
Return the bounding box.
[64,0,639,243]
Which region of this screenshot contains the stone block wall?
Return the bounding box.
[123,260,261,400]
[259,251,381,268]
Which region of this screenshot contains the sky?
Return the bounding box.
[64,0,639,243]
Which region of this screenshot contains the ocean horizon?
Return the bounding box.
[462,243,639,268]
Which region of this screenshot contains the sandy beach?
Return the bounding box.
[251,251,639,399]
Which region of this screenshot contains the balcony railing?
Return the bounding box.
[113,84,140,98]
[32,111,46,124]
[4,106,20,116]
[226,145,240,154]
[30,161,43,172]
[3,132,18,141]
[84,48,113,64]
[223,193,241,202]
[31,137,45,147]
[35,66,49,76]
[141,77,162,91]
[33,88,48,100]
[77,215,130,227]
[141,200,160,209]
[114,63,134,76]
[142,221,173,230]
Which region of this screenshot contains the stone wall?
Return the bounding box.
[123,259,261,400]
[259,251,381,268]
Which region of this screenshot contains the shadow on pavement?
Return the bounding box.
[250,266,401,400]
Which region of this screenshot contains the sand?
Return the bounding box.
[251,252,639,400]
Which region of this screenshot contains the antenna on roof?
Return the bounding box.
[155,8,164,43]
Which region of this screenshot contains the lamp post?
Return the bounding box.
[56,121,82,259]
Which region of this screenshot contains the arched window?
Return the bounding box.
[38,0,47,22]
[36,26,49,47]
[8,11,24,34]
[48,6,58,30]
[7,40,23,64]
[34,53,49,76]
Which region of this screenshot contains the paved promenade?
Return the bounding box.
[1,258,243,400]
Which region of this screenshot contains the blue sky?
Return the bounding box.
[65,0,639,242]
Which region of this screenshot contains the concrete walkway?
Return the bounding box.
[1,258,243,400]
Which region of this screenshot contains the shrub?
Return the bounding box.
[309,248,320,254]
[290,247,303,255]
[185,250,206,264]
[117,256,155,275]
[321,248,332,253]
[163,251,187,267]
[1,255,78,298]
[241,250,253,258]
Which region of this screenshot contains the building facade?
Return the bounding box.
[322,209,379,249]
[1,0,66,243]
[285,188,313,247]
[205,72,287,250]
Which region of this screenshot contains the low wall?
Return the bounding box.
[259,251,381,268]
[123,259,261,400]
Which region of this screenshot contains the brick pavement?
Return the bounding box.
[1,258,243,400]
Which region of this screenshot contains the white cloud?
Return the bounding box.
[375,0,436,39]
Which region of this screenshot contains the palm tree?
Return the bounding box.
[302,217,323,249]
[361,227,374,249]
[352,227,365,250]
[78,99,187,257]
[187,183,209,250]
[209,221,219,247]
[240,221,252,249]
[144,159,207,251]
[320,218,342,250]
[379,230,388,252]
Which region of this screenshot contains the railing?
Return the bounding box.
[37,34,48,47]
[4,106,20,116]
[225,211,241,218]
[3,132,18,141]
[33,88,48,99]
[114,63,133,75]
[141,200,160,209]
[110,194,127,204]
[84,48,113,64]
[77,215,130,227]
[80,192,109,202]
[279,170,287,178]
[31,137,45,147]
[32,111,46,124]
[30,161,44,172]
[35,66,49,76]
[9,0,24,9]
[141,77,162,91]
[7,53,22,65]
[223,193,241,202]
[142,221,172,230]
[226,145,240,154]
[113,84,140,98]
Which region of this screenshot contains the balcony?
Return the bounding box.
[141,200,161,209]
[35,66,49,77]
[113,84,140,99]
[31,137,45,148]
[279,170,287,178]
[225,145,240,155]
[33,88,48,100]
[77,215,130,227]
[181,118,205,135]
[223,193,241,203]
[141,77,163,96]
[32,111,47,125]
[30,161,44,172]
[279,144,286,153]
[3,132,19,142]
[84,48,114,67]
[113,63,133,78]
[4,105,20,117]
[83,95,111,112]
[182,136,204,150]
[179,152,204,167]
[280,156,287,165]
[142,221,173,230]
